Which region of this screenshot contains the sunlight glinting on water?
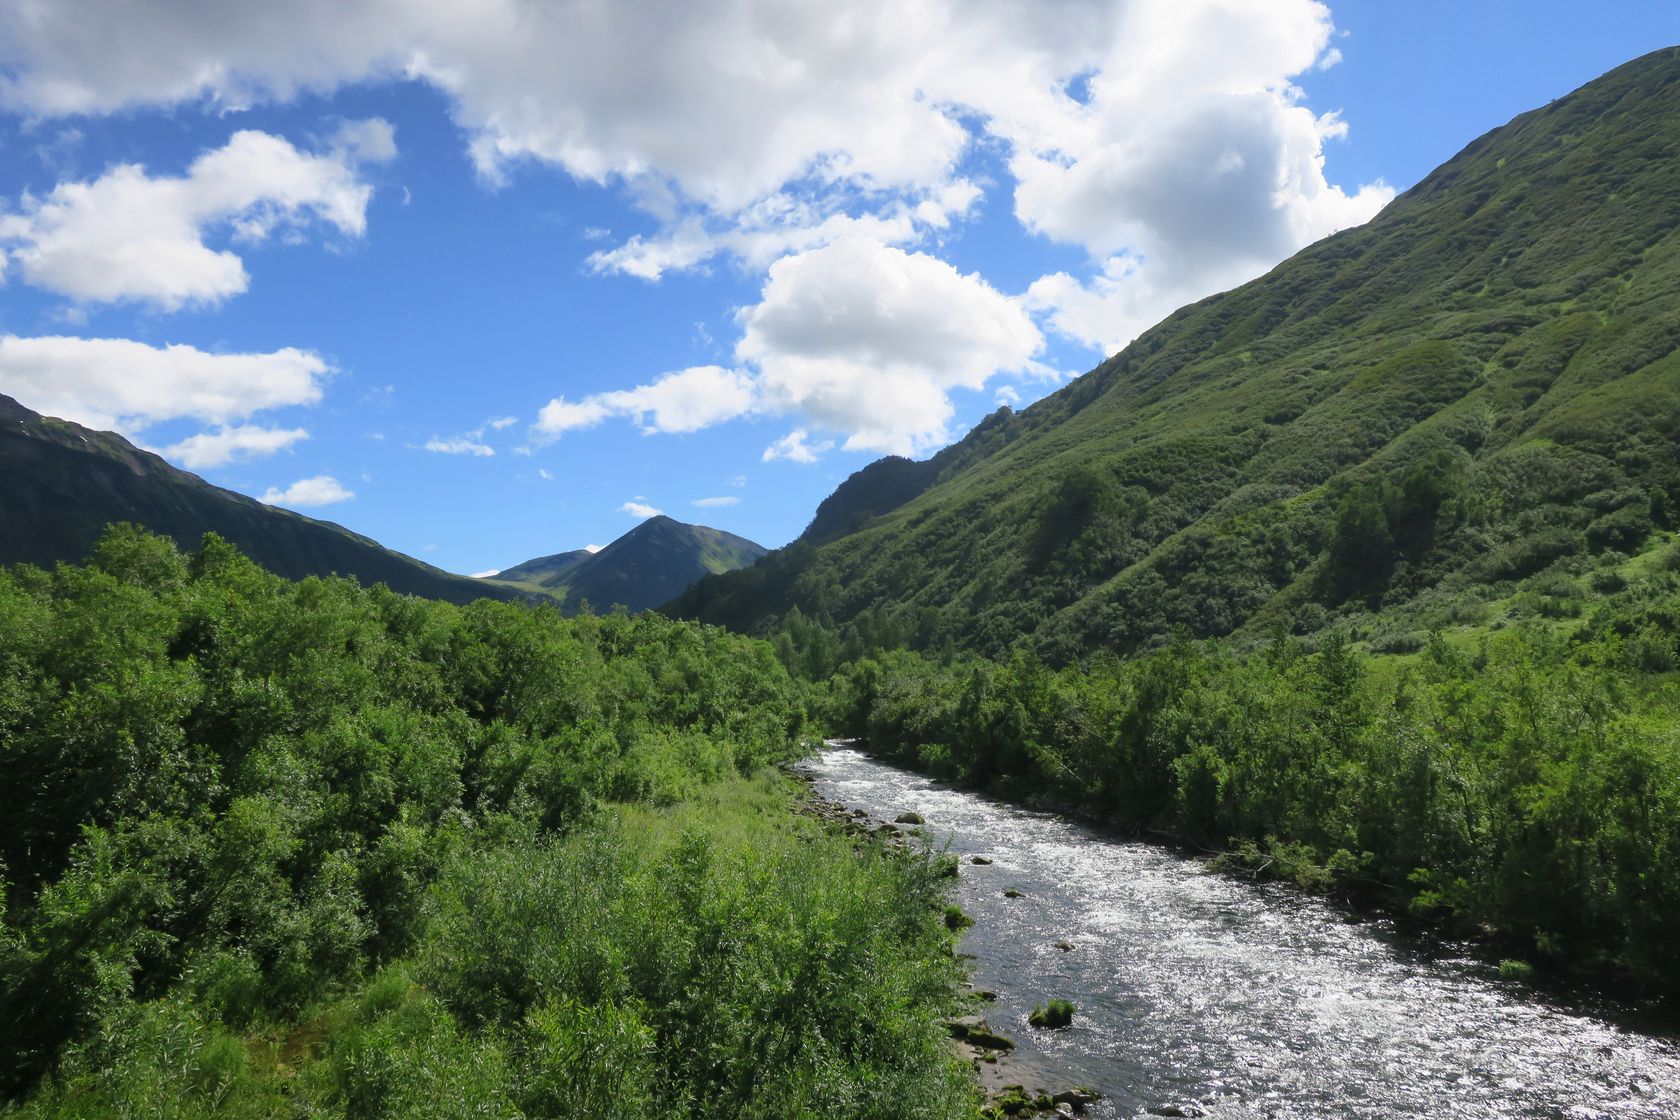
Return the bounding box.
[808,748,1680,1120]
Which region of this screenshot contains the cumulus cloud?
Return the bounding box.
[738,238,1043,454]
[619,500,662,518]
[260,475,355,508]
[470,568,501,579]
[0,127,393,309]
[762,429,832,464]
[423,436,495,456]
[0,334,329,432]
[0,3,1381,294]
[535,365,755,438]
[160,424,309,469]
[3,0,1392,446]
[538,240,1042,456]
[1001,3,1393,351]
[691,495,740,508]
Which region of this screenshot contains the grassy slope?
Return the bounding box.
[672,48,1680,661]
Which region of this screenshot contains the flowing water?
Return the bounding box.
[805,746,1680,1120]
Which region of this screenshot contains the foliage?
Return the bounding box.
[816,565,1680,998]
[0,528,977,1118]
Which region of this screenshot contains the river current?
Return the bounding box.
[805,747,1680,1120]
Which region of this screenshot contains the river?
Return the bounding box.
[805,746,1680,1120]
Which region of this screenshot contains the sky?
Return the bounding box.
[1,2,1677,577]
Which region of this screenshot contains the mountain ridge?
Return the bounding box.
[0,394,522,605]
[670,47,1680,659]
[490,515,766,613]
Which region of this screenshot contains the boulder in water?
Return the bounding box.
[1029,999,1075,1029]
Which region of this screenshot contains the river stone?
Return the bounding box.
[1147,1105,1206,1118]
[964,1025,1015,1051]
[1053,1088,1100,1109]
[895,811,925,824]
[1053,939,1075,951]
[1004,889,1025,898]
[971,855,994,864]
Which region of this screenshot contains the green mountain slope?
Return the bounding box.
[671,48,1680,659]
[491,515,766,613]
[495,547,595,587]
[0,394,519,605]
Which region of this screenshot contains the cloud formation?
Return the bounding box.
[537,240,1042,457]
[737,238,1044,454]
[762,428,832,464]
[423,436,495,457]
[0,126,393,309]
[535,365,756,438]
[1,1,1391,454]
[619,500,662,519]
[160,424,310,469]
[260,475,355,508]
[691,496,740,508]
[0,334,329,432]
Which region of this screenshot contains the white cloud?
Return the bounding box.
[535,365,755,438]
[619,500,662,518]
[260,474,354,508]
[160,423,309,469]
[738,238,1043,454]
[485,415,518,430]
[0,126,392,309]
[0,3,1380,306]
[1000,3,1392,352]
[692,495,740,508]
[540,239,1042,455]
[0,334,329,432]
[762,428,832,464]
[583,543,603,553]
[538,467,553,480]
[423,436,495,456]
[470,568,501,579]
[3,1,1391,443]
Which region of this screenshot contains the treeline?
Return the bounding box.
[808,554,1680,999]
[0,527,976,1117]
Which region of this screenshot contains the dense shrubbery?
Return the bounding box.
[0,527,976,1117]
[815,567,1680,998]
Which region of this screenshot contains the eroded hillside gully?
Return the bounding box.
[804,745,1680,1120]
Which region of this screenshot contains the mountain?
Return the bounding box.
[0,395,519,605]
[494,548,596,587]
[491,515,766,613]
[671,49,1680,660]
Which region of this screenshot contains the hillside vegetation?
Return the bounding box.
[802,536,1680,997]
[673,48,1680,663]
[0,528,975,1117]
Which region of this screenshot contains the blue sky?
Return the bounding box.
[1,2,1677,576]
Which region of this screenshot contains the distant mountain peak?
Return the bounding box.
[490,516,765,613]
